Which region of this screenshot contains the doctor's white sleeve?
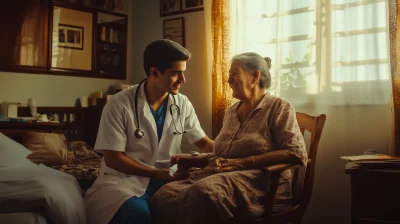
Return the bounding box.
[183,98,206,144]
[94,99,127,153]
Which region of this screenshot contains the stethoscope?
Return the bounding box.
[134,78,186,139]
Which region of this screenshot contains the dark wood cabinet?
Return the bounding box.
[0,0,128,80]
[96,12,127,79]
[346,163,400,224]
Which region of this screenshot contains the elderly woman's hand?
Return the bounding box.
[214,157,254,173]
[170,154,193,167]
[170,153,210,170]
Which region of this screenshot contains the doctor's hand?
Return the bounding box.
[153,168,175,183]
[153,168,190,183]
[173,169,190,180]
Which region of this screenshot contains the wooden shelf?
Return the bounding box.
[98,23,125,30]
[98,50,119,54]
[0,122,84,133]
[0,122,66,129]
[96,12,127,80]
[0,121,86,130]
[99,40,125,45]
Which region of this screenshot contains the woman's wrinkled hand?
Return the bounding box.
[170,154,193,167]
[214,157,251,173]
[170,153,209,170]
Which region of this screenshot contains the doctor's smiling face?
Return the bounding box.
[155,60,187,95]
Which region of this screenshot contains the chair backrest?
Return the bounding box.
[233,112,326,224]
[292,112,326,212]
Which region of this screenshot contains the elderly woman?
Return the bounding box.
[150,52,307,223]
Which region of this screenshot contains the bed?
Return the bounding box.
[0,158,86,224]
[0,106,103,224]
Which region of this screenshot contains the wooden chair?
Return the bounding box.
[258,112,326,224]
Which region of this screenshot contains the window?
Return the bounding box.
[232,0,390,104]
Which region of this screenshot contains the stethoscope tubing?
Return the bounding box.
[134,78,185,139]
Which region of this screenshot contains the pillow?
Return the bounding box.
[22,132,74,166]
[0,132,32,167]
[67,141,101,163]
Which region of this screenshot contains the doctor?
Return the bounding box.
[84,39,213,224]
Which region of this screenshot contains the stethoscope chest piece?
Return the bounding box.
[134,128,145,139]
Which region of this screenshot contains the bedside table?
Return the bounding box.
[345,162,400,224]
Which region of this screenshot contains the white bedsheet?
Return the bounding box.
[0,163,86,224]
[0,212,47,224]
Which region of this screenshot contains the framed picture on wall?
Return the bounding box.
[163,17,185,47]
[114,0,128,14]
[160,0,182,16]
[183,0,203,11]
[58,24,84,50]
[50,4,93,72]
[90,0,115,11]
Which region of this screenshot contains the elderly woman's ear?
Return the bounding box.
[252,70,261,85]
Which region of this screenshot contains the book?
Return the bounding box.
[342,154,400,169]
[340,154,400,162]
[341,154,400,167]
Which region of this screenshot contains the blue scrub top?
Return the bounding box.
[149,96,169,143]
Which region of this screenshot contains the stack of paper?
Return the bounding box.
[340,154,400,166]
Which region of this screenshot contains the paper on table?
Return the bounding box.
[340,154,400,162]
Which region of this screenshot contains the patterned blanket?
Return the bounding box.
[52,141,102,195]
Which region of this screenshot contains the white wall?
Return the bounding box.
[132,1,392,224]
[131,0,212,146]
[0,1,134,106]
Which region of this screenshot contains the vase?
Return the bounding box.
[27,98,37,117]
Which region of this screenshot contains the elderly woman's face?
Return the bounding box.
[228,60,253,99]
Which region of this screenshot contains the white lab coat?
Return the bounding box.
[84,83,206,224]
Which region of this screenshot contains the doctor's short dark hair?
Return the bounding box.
[143,39,192,76]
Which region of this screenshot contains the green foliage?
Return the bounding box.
[280,43,313,90]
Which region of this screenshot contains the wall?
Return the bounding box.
[131,0,212,144]
[131,1,392,224]
[0,1,133,106]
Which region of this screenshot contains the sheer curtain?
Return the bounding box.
[230,0,391,106]
[207,0,393,222]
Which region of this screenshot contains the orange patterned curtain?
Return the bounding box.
[211,0,232,138]
[389,0,400,157]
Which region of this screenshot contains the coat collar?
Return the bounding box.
[135,81,174,144]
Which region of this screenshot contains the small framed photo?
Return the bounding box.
[103,0,115,10]
[183,0,203,12]
[58,24,84,50]
[114,0,128,14]
[90,0,115,11]
[50,5,93,72]
[160,0,182,16]
[163,17,185,47]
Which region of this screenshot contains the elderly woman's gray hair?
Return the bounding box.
[231,53,271,89]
